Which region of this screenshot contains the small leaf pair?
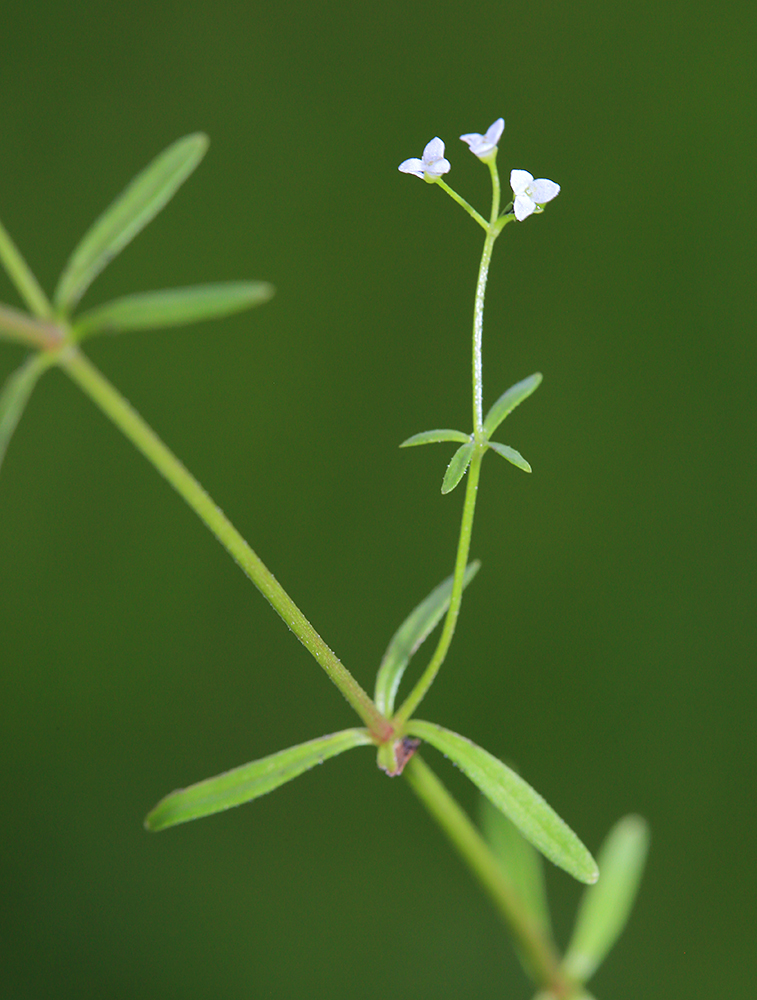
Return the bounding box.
[400,371,543,493]
[144,562,599,887]
[0,134,273,478]
[52,132,273,335]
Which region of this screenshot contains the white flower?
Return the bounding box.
[459,118,505,159]
[398,137,451,180]
[510,169,560,221]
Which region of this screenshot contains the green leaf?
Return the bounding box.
[375,561,481,716]
[0,352,53,475]
[405,721,599,884]
[483,372,542,438]
[488,441,532,473]
[480,795,551,936]
[72,281,274,339]
[400,429,470,448]
[441,441,474,494]
[533,992,596,1000]
[145,728,374,832]
[563,814,650,983]
[54,133,209,314]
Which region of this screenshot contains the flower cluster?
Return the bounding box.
[399,117,560,221]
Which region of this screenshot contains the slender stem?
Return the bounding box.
[58,346,393,742]
[404,754,571,997]
[434,179,489,231]
[394,162,503,725]
[0,303,65,349]
[0,217,54,320]
[393,445,483,724]
[473,158,501,436]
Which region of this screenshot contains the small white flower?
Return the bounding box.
[398,137,451,180]
[510,169,560,221]
[459,118,505,159]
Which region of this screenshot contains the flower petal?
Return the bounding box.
[485,117,505,146]
[422,137,446,164]
[426,157,451,177]
[530,178,560,204]
[510,169,534,195]
[514,194,536,221]
[399,158,426,178]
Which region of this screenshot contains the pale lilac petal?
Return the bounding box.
[484,118,505,146]
[422,137,446,163]
[514,194,536,221]
[427,157,451,176]
[510,169,534,195]
[530,178,560,204]
[399,158,426,178]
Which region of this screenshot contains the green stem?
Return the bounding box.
[394,162,502,725]
[404,754,571,997]
[58,346,392,742]
[0,303,65,349]
[434,179,489,231]
[394,446,483,724]
[0,217,54,320]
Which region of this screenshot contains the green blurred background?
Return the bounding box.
[1,1,754,997]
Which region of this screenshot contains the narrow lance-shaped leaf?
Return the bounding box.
[483,372,542,438]
[145,728,374,832]
[54,133,209,314]
[375,561,481,716]
[442,440,474,495]
[406,721,599,884]
[0,352,53,475]
[72,282,275,339]
[400,429,470,448]
[488,441,532,473]
[480,795,551,937]
[563,814,650,983]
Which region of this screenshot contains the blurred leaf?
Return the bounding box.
[405,721,599,884]
[72,281,274,339]
[441,441,474,494]
[532,992,596,1000]
[54,133,209,314]
[488,441,532,473]
[400,428,470,448]
[563,814,650,983]
[375,561,481,716]
[480,796,551,936]
[483,372,542,438]
[0,352,52,475]
[145,728,373,832]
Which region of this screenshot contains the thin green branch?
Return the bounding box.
[394,446,483,724]
[394,160,504,724]
[0,303,65,349]
[0,217,54,320]
[404,754,572,997]
[58,346,393,742]
[434,179,489,230]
